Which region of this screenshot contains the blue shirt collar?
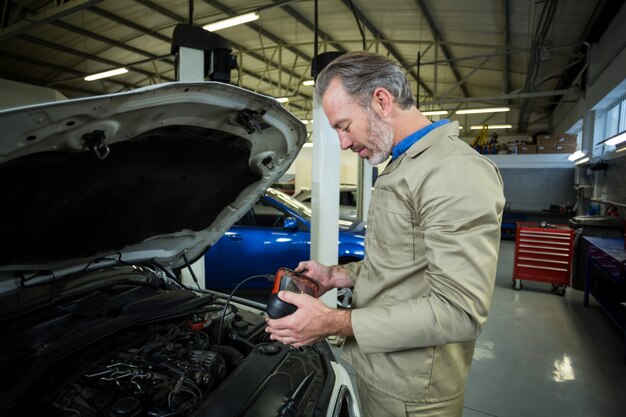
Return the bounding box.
[391,119,450,161]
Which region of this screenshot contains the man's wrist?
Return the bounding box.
[330,265,354,289]
[328,308,353,337]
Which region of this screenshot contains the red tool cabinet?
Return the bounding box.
[512,222,575,295]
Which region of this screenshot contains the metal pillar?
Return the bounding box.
[311,99,339,308]
[357,159,373,222]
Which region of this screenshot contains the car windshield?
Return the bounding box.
[267,188,357,229]
[267,187,313,218]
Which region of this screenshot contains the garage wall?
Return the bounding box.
[294,146,362,192]
[0,79,66,109]
[551,3,626,217]
[602,160,626,218]
[499,168,576,211]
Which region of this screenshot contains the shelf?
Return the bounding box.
[485,154,573,169]
[590,198,626,208]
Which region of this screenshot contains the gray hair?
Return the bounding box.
[314,51,415,110]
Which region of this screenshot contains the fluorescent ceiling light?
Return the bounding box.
[84,68,128,81]
[605,131,626,146]
[303,142,313,148]
[276,97,289,103]
[469,124,512,130]
[203,12,259,32]
[456,107,510,115]
[575,157,590,165]
[302,80,315,86]
[421,110,448,116]
[567,150,586,161]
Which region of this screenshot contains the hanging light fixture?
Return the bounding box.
[567,150,586,161]
[456,107,510,115]
[469,124,512,130]
[203,12,259,32]
[421,110,448,116]
[84,68,128,81]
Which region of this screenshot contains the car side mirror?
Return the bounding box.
[282,217,298,231]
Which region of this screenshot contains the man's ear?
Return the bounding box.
[371,87,394,118]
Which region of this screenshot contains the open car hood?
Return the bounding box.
[0,81,306,279]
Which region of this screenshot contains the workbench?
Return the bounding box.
[583,236,626,362]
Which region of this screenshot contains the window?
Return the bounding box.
[593,93,626,154]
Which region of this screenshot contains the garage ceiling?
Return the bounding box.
[0,0,623,135]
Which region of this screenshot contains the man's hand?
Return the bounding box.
[265,290,353,348]
[295,260,354,296]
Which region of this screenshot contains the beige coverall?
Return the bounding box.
[343,121,505,417]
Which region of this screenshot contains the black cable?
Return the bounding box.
[279,371,315,416]
[208,274,273,387]
[313,0,318,79]
[348,0,366,50]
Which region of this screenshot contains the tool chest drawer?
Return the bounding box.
[512,222,575,292]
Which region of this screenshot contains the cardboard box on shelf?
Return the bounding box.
[555,134,577,144]
[556,143,577,153]
[536,135,557,146]
[519,144,537,154]
[537,144,557,154]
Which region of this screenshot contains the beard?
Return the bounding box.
[364,106,395,165]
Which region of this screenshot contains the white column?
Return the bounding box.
[311,99,340,307]
[178,46,205,83]
[357,159,373,222]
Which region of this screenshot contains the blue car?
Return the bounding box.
[204,187,365,297]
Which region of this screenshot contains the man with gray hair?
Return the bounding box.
[265,51,505,416]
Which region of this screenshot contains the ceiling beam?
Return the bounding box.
[517,0,557,132]
[503,0,511,95]
[0,0,105,40]
[272,0,346,53]
[203,0,311,63]
[133,0,312,102]
[338,0,433,98]
[88,6,171,44]
[551,0,623,111]
[442,52,495,97]
[425,88,575,106]
[51,20,176,67]
[0,50,135,90]
[16,33,174,82]
[412,0,468,98]
[132,0,185,22]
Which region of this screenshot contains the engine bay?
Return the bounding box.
[0,266,332,417]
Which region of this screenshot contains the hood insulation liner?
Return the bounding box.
[0,125,261,265]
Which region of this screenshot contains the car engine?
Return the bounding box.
[51,322,236,417]
[0,269,332,417]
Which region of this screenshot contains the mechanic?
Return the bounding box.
[265,51,505,417]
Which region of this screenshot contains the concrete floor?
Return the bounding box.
[334,240,626,416]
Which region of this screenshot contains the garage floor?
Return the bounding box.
[334,240,626,417]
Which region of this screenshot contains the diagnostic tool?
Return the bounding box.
[266,268,319,319]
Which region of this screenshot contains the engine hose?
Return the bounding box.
[211,345,245,367]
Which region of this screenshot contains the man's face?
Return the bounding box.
[322,78,395,165]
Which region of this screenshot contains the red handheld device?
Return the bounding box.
[265,268,319,319]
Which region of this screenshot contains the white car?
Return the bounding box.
[0,82,360,417]
[293,185,361,221]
